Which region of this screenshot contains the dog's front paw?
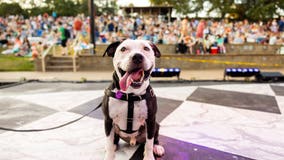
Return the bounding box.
[143,154,155,160]
[104,151,115,160]
[143,150,155,160]
[153,144,165,157]
[104,146,117,160]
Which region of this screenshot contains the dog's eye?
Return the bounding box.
[120,47,127,52]
[144,46,150,51]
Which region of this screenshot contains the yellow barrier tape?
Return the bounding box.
[162,56,282,67]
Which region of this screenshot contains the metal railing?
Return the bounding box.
[41,39,80,72]
[41,45,55,72]
[72,48,78,72]
[70,38,80,72]
[41,36,95,72]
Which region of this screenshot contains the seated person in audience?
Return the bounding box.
[30,41,44,61]
[0,32,8,47]
[216,34,226,54]
[2,36,22,55]
[183,34,195,54]
[15,37,31,56]
[193,38,205,54]
[232,32,245,44]
[203,35,211,54]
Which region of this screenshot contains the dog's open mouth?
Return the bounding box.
[119,67,152,91]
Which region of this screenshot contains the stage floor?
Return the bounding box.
[0,81,283,160]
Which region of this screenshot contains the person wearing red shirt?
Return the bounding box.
[73,17,83,38]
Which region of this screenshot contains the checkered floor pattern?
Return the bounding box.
[0,82,283,160]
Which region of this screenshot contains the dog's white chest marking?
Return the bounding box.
[108,97,148,136]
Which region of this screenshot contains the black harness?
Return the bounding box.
[105,85,154,134]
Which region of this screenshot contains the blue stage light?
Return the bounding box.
[151,67,181,79]
[174,68,180,72]
[224,68,261,79]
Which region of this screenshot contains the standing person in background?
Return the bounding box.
[181,17,189,36]
[270,19,278,33]
[196,19,205,39]
[73,16,83,38]
[58,21,69,55]
[52,11,57,20]
[107,19,115,42]
[278,16,284,32]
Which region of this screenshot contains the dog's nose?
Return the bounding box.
[132,54,144,64]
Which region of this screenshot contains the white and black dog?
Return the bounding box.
[102,39,165,160]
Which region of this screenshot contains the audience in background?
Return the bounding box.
[1,14,284,57]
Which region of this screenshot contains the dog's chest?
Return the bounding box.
[108,97,148,131]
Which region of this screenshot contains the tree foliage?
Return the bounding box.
[0,0,283,20]
[0,0,118,17]
[245,0,283,20]
[0,2,27,17]
[207,0,283,20]
[26,6,52,17]
[150,0,284,20]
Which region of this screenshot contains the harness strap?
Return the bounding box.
[126,100,134,134]
[105,86,155,134]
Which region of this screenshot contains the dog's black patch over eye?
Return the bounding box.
[120,47,127,52]
[144,46,150,51]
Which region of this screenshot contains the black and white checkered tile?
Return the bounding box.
[0,82,283,160]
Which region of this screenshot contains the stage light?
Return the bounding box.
[224,68,260,80]
[151,67,181,79]
[174,68,180,72]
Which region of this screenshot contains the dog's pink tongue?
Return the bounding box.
[119,72,131,91]
[119,69,143,91]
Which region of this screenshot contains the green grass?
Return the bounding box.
[0,51,35,71]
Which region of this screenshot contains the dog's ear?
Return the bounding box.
[103,41,121,57]
[149,42,161,58]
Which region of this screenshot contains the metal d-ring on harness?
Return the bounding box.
[105,87,152,134]
[0,102,102,132]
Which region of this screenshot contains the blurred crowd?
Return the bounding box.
[1,14,284,57]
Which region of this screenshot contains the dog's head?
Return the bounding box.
[104,39,161,92]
